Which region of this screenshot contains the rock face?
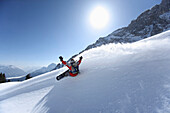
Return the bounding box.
[85,0,170,51]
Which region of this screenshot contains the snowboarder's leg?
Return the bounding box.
[64,70,70,77]
[56,70,70,80]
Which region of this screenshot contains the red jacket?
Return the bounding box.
[62,59,82,77]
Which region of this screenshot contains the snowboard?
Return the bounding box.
[56,70,69,80]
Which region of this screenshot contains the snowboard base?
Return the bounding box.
[56,70,69,80]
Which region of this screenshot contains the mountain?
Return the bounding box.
[22,66,42,74]
[30,63,57,77]
[0,65,26,78]
[84,0,170,51]
[35,0,170,74]
[0,30,170,113]
[5,63,57,81]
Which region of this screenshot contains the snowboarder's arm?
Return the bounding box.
[78,56,83,65]
[61,60,67,65]
[59,56,71,70]
[78,60,81,65]
[62,61,71,70]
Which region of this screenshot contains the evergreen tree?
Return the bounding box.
[25,74,32,80]
[0,73,6,83]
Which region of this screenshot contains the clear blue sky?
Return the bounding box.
[0,0,161,70]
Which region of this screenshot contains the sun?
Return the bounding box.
[90,6,110,29]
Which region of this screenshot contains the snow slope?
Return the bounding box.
[0,30,170,113]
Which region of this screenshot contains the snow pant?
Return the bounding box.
[64,70,70,77]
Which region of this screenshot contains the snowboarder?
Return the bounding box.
[56,56,83,80]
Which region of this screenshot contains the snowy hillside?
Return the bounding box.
[0,30,170,113]
[0,65,26,78]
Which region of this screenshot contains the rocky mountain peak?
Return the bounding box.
[160,0,170,9]
[83,0,170,51]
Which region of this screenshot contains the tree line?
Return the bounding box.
[0,73,6,83]
[0,73,32,83]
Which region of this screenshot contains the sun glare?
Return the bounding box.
[90,6,110,29]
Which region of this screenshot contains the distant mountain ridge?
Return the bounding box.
[84,0,170,51]
[0,63,57,81]
[0,65,26,78]
[30,63,57,77]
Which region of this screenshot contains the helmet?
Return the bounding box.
[70,58,75,64]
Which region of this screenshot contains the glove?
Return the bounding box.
[59,56,63,61]
[79,56,83,60]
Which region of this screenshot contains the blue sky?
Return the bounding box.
[0,0,161,70]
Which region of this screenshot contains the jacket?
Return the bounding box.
[62,59,82,77]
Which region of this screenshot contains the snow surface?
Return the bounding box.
[0,30,170,113]
[0,82,20,91]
